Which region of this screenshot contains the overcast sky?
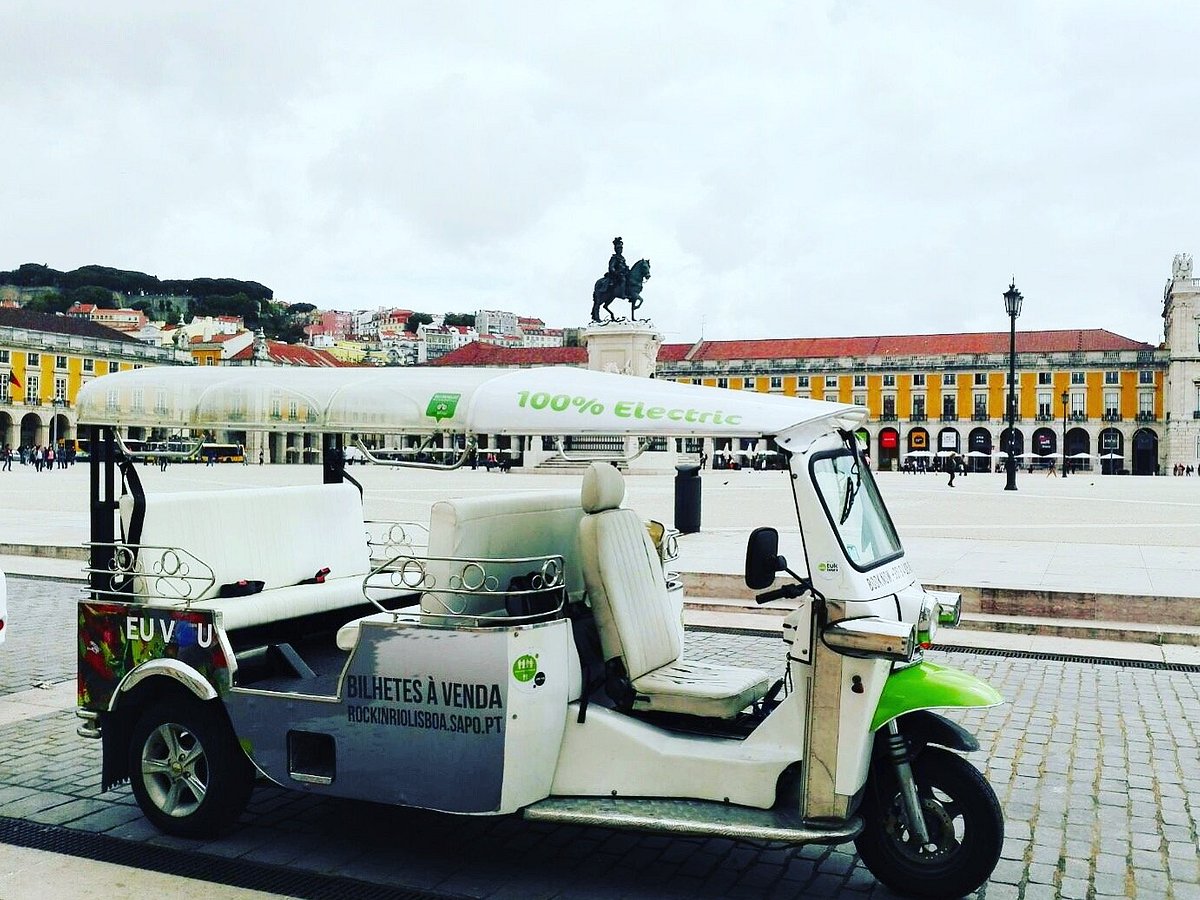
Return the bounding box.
[3,1,1198,346]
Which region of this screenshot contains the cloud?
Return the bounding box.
[0,2,1197,346]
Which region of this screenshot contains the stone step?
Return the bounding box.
[680,573,1200,628]
[682,598,1200,646]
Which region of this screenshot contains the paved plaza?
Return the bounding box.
[3,462,1200,598]
[2,463,1200,897]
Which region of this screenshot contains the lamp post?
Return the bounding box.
[1003,281,1023,491]
[50,396,66,460]
[1060,389,1069,478]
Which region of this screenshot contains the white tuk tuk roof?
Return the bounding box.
[75,366,865,446]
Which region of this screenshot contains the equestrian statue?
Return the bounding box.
[591,236,651,323]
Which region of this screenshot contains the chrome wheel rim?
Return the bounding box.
[141,722,208,818]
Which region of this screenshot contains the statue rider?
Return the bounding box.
[606,236,629,299]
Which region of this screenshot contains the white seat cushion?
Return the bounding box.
[577,463,769,720]
[632,660,770,719]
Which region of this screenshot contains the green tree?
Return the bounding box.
[405,312,434,332]
[443,312,476,328]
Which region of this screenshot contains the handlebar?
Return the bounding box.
[754,581,809,604]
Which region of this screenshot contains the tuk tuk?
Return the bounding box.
[74,365,1003,899]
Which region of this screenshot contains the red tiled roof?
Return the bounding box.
[0,307,140,342]
[429,342,587,367]
[660,329,1155,362]
[228,341,346,366]
[190,331,242,344]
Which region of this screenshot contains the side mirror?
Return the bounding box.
[745,527,786,590]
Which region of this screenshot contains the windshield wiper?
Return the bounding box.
[839,461,859,524]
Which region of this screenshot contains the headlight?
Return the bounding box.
[925,590,962,628]
[823,617,916,663]
[917,596,937,649]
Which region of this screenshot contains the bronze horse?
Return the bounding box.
[591,258,651,323]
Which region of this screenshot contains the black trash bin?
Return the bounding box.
[674,463,702,534]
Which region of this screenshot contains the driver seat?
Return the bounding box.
[578,463,769,719]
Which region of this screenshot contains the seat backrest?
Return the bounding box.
[578,463,680,680]
[120,483,370,602]
[422,490,585,616]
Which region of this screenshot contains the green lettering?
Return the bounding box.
[725,414,742,425]
[668,408,685,421]
[685,409,700,423]
[633,402,646,419]
[646,406,665,420]
[698,411,714,424]
[615,401,635,418]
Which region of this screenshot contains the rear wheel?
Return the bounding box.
[855,747,1003,899]
[128,698,254,837]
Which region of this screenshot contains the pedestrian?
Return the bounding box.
[946,451,959,487]
[240,444,248,466]
[258,449,264,466]
[45,445,54,472]
[1046,460,1057,477]
[1,444,10,471]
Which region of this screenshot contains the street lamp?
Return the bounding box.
[1060,389,1069,478]
[50,396,67,459]
[1003,280,1023,491]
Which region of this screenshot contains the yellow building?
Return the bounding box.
[0,307,180,450]
[656,329,1166,474]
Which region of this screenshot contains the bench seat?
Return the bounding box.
[120,483,379,631]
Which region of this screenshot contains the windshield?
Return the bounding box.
[810,449,903,570]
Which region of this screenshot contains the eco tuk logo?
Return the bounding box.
[512,654,539,683]
[425,393,461,422]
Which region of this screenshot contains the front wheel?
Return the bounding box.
[128,698,254,837]
[855,747,1003,899]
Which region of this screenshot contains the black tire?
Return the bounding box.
[855,747,1003,899]
[128,698,254,837]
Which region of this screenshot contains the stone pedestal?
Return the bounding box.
[582,321,673,470]
[583,321,663,377]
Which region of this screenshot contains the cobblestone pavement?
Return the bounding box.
[1,579,1198,899]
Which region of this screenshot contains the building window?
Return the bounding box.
[974,393,988,418]
[717,377,728,389]
[1071,393,1085,417]
[911,396,926,419]
[854,394,866,407]
[1038,372,1052,385]
[0,376,8,403]
[54,377,67,401]
[1105,371,1119,385]
[55,355,67,370]
[26,374,39,403]
[1196,435,1200,458]
[1138,370,1153,385]
[1071,371,1085,385]
[105,388,118,411]
[882,374,895,387]
[943,373,956,386]
[853,374,866,388]
[288,400,298,420]
[1037,393,1052,418]
[797,376,810,388]
[912,374,925,387]
[83,358,94,372]
[270,399,282,420]
[1139,392,1153,416]
[0,350,8,364]
[131,388,144,413]
[155,391,169,415]
[974,373,986,386]
[26,352,40,367]
[742,377,755,389]
[769,376,782,390]
[1104,392,1119,417]
[882,396,896,419]
[942,395,956,418]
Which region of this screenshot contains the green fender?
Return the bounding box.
[871,659,1003,732]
